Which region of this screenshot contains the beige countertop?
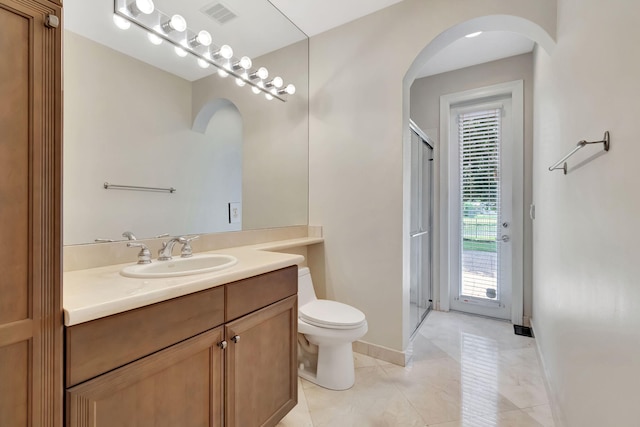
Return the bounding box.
[63,238,322,326]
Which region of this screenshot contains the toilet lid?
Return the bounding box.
[299,300,366,329]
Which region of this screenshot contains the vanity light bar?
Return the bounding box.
[113,0,293,102]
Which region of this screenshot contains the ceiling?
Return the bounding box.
[416,31,535,78]
[268,0,405,37]
[64,0,535,82]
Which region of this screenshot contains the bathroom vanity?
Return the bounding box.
[61,239,320,427]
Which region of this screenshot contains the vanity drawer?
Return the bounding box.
[66,285,225,387]
[225,265,297,321]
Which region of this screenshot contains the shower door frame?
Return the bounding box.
[409,120,434,334]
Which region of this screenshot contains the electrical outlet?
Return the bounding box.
[228,202,241,224]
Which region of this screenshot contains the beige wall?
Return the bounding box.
[309,0,556,351]
[192,40,309,231]
[410,53,534,321]
[532,0,640,425]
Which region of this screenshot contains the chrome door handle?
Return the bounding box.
[218,340,227,349]
[231,335,240,343]
[500,235,510,243]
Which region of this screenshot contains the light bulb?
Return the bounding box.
[129,0,154,15]
[235,56,252,70]
[266,76,283,88]
[278,83,296,96]
[251,86,261,95]
[174,46,187,57]
[162,14,186,33]
[113,14,130,30]
[147,32,163,45]
[217,68,229,78]
[193,30,212,47]
[265,93,274,101]
[197,58,210,69]
[256,67,269,80]
[235,78,246,87]
[213,45,233,60]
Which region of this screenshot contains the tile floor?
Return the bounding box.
[278,310,554,427]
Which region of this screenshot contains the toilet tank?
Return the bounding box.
[297,267,317,308]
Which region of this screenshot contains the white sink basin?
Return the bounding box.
[121,254,238,278]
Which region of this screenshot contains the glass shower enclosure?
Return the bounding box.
[409,120,434,334]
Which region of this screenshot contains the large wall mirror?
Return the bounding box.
[63,0,309,245]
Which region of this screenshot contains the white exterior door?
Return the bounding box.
[449,98,514,319]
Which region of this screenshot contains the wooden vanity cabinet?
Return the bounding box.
[66,327,225,427]
[66,266,298,427]
[225,296,297,427]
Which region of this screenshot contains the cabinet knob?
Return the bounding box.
[46,14,60,29]
[232,335,240,343]
[218,340,227,349]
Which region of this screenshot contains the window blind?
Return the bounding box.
[458,108,501,300]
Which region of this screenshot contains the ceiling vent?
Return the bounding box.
[201,2,238,25]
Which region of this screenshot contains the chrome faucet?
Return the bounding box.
[122,231,137,240]
[157,237,184,261]
[127,242,151,264]
[179,235,199,258]
[157,235,200,261]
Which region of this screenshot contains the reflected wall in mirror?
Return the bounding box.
[63,0,309,245]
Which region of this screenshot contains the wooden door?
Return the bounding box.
[0,1,62,426]
[67,327,225,427]
[225,296,297,427]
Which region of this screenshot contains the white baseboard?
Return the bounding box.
[353,340,407,367]
[530,318,567,427]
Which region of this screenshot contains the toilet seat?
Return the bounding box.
[299,300,366,330]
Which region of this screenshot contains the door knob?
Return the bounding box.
[500,235,510,243]
[231,335,240,343]
[218,340,227,349]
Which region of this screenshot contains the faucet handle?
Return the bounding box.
[179,235,199,258]
[122,231,137,240]
[127,242,151,264]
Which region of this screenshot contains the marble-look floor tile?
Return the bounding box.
[522,404,555,427]
[354,351,381,368]
[406,333,451,363]
[495,350,549,409]
[291,310,554,427]
[304,365,426,427]
[427,408,545,427]
[277,379,314,427]
[382,357,519,425]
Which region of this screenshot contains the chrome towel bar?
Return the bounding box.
[103,182,176,193]
[548,131,610,175]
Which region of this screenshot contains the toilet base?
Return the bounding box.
[298,342,355,391]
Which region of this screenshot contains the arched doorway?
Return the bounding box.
[402,15,555,341]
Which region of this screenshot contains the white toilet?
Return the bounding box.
[297,267,368,390]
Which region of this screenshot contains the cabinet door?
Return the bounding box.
[67,328,225,427]
[225,296,298,427]
[0,1,62,426]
